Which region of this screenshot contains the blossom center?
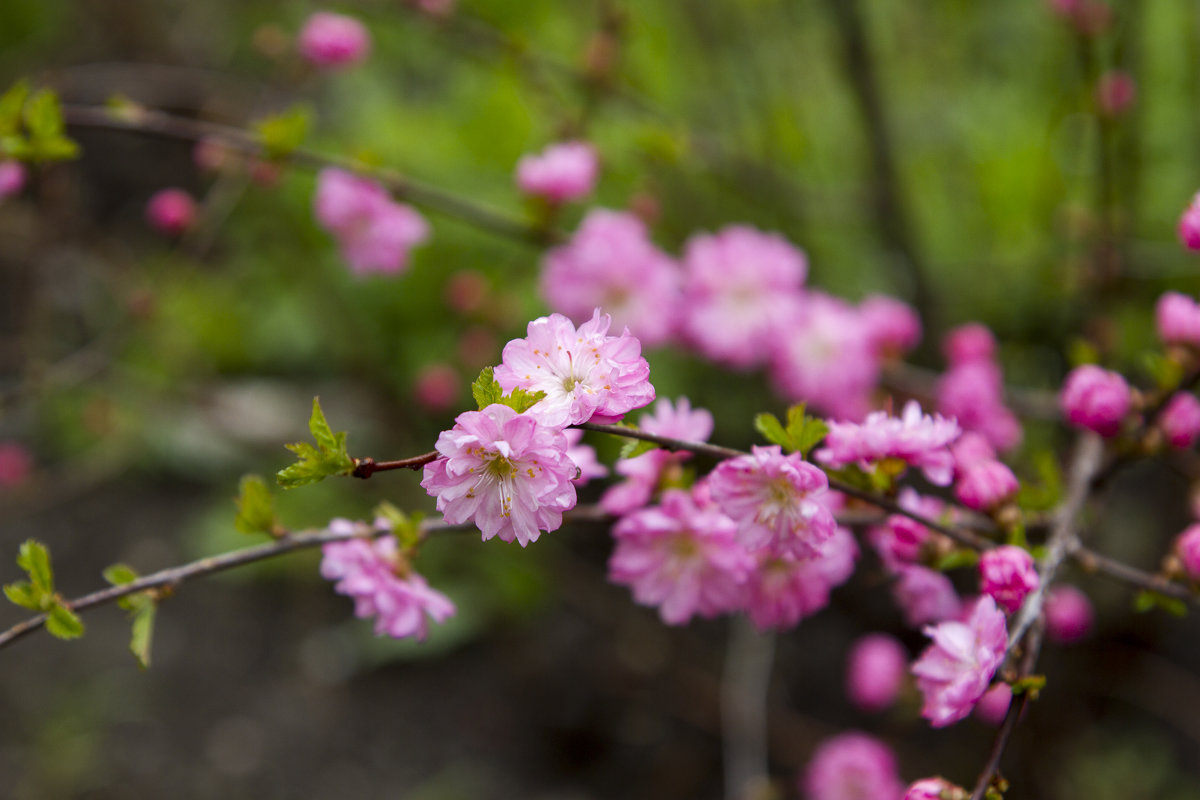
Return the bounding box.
[485,454,516,480]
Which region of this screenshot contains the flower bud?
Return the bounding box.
[845,633,907,713]
[145,188,197,236]
[0,161,27,199]
[979,545,1039,614]
[955,460,1019,512]
[1176,524,1200,579]
[297,12,371,69]
[1045,584,1094,643]
[1059,364,1131,437]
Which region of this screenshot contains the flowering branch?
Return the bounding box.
[350,451,439,479]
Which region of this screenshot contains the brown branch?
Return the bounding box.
[351,451,439,479]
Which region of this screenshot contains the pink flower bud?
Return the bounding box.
[515,141,599,204]
[145,188,197,236]
[1180,195,1200,252]
[1159,392,1200,448]
[297,12,371,69]
[1059,364,1131,437]
[860,294,922,357]
[1044,585,1094,643]
[973,682,1012,725]
[943,323,995,366]
[1095,70,1136,117]
[951,432,997,473]
[1176,523,1200,579]
[413,364,459,412]
[905,778,962,800]
[0,161,26,199]
[1156,291,1200,345]
[955,460,1019,512]
[803,732,905,800]
[978,545,1039,614]
[0,442,33,487]
[846,633,907,713]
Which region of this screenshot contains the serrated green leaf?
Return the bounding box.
[499,387,546,414]
[234,474,279,535]
[45,602,84,640]
[3,581,41,610]
[16,539,53,595]
[754,412,792,450]
[276,398,355,489]
[254,104,312,159]
[129,602,156,668]
[471,367,503,410]
[619,437,658,460]
[794,418,829,458]
[0,80,30,137]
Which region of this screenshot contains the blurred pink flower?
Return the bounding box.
[955,460,1019,512]
[1159,392,1200,448]
[298,11,371,68]
[802,731,904,800]
[1045,584,1094,644]
[413,363,459,412]
[313,168,430,275]
[742,526,857,630]
[515,141,598,203]
[1059,364,1131,437]
[1176,523,1200,579]
[1095,70,1136,117]
[860,294,922,358]
[1156,291,1200,345]
[1180,195,1200,251]
[868,489,945,570]
[893,565,962,628]
[979,546,1039,614]
[0,161,27,199]
[145,188,197,236]
[904,777,963,800]
[0,443,33,487]
[943,323,996,366]
[846,633,907,713]
[973,682,1012,725]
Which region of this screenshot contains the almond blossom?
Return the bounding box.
[742,526,857,631]
[803,732,905,800]
[313,168,430,276]
[815,400,960,486]
[515,141,598,203]
[420,404,577,546]
[911,595,1008,727]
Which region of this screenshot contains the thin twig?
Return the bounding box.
[351,451,439,479]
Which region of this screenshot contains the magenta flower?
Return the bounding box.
[937,361,1022,452]
[145,188,197,236]
[413,363,459,412]
[911,595,1008,728]
[868,489,945,570]
[0,161,26,200]
[1059,364,1131,437]
[540,209,681,347]
[815,400,961,486]
[709,445,837,557]
[769,292,879,421]
[943,323,996,366]
[1095,70,1136,117]
[893,565,961,628]
[951,431,997,473]
[1044,584,1094,644]
[974,682,1012,725]
[955,460,1019,512]
[599,397,714,514]
[0,442,32,487]
[421,404,577,547]
[978,546,1039,614]
[904,777,963,800]
[1159,392,1200,448]
[563,428,608,486]
[1175,523,1200,579]
[494,309,654,428]
[608,488,754,625]
[860,294,922,358]
[297,11,371,69]
[742,526,857,630]
[515,141,598,203]
[1180,195,1200,252]
[679,225,808,369]
[313,168,430,275]
[320,524,456,640]
[1157,291,1200,345]
[845,633,907,713]
[802,732,904,800]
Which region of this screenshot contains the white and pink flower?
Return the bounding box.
[911,595,1008,728]
[816,400,960,486]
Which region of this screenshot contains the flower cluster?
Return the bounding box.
[936,323,1022,451]
[313,168,430,276]
[815,400,960,486]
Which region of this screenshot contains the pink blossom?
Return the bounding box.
[905,777,962,800]
[955,460,1019,512]
[413,363,459,412]
[911,595,1008,727]
[742,526,857,630]
[494,309,654,428]
[846,633,907,713]
[974,682,1012,725]
[541,209,681,347]
[1095,70,1136,117]
[679,225,808,369]
[802,732,904,800]
[599,397,713,514]
[420,404,577,547]
[943,323,996,366]
[1159,392,1200,448]
[769,292,879,421]
[978,546,1039,614]
[951,432,997,473]
[515,141,598,203]
[893,565,961,628]
[860,294,922,358]
[0,443,32,487]
[708,446,837,557]
[937,362,1023,452]
[313,168,430,275]
[1044,584,1094,644]
[1176,523,1200,579]
[609,488,754,625]
[563,428,608,485]
[815,400,960,486]
[145,188,196,236]
[320,525,456,640]
[1059,364,1131,437]
[1156,291,1200,345]
[868,489,945,570]
[193,138,231,173]
[1180,195,1200,252]
[297,12,371,69]
[0,161,26,199]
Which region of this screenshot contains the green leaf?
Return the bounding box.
[234,474,279,535]
[29,134,78,161]
[375,502,425,550]
[1143,353,1185,392]
[23,89,64,138]
[499,387,546,414]
[1134,590,1188,617]
[755,405,829,457]
[754,412,791,450]
[3,581,40,610]
[0,80,30,137]
[254,104,312,159]
[45,602,84,640]
[275,398,355,489]
[619,437,658,460]
[1015,450,1062,512]
[934,549,980,571]
[1011,674,1046,696]
[129,602,156,669]
[103,563,139,586]
[471,367,503,410]
[16,539,54,595]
